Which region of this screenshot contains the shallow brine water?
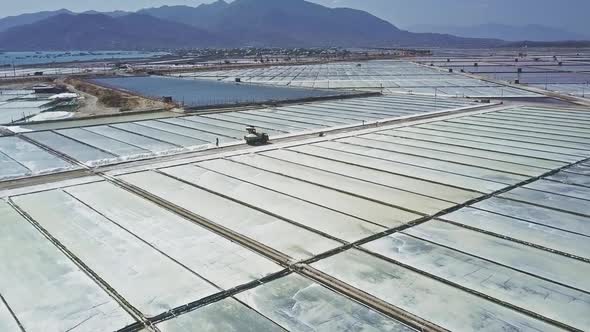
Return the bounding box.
[92,76,341,108]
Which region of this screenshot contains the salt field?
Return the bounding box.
[0,90,53,124]
[0,200,135,331]
[175,61,541,98]
[119,170,341,260]
[234,274,415,331]
[1,74,590,332]
[535,83,589,98]
[1,0,590,326]
[1,95,589,331]
[0,136,78,179]
[363,232,590,329]
[0,94,476,181]
[416,55,590,99]
[156,298,285,332]
[312,249,563,332]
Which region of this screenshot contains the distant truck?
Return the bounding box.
[244,126,269,145]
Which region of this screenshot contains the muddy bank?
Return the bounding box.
[63,77,173,117]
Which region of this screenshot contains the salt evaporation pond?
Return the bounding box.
[91,76,342,108]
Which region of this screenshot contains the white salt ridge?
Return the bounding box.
[29,111,74,122]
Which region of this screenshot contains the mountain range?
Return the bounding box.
[409,23,589,42]
[0,0,506,50]
[0,13,219,51]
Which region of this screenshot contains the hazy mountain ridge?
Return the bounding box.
[137,0,230,29]
[409,23,589,42]
[0,9,73,32]
[0,0,502,50]
[0,13,220,50]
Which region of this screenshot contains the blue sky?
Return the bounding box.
[3,0,589,34]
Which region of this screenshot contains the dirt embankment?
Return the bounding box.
[0,77,54,88]
[63,77,173,116]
